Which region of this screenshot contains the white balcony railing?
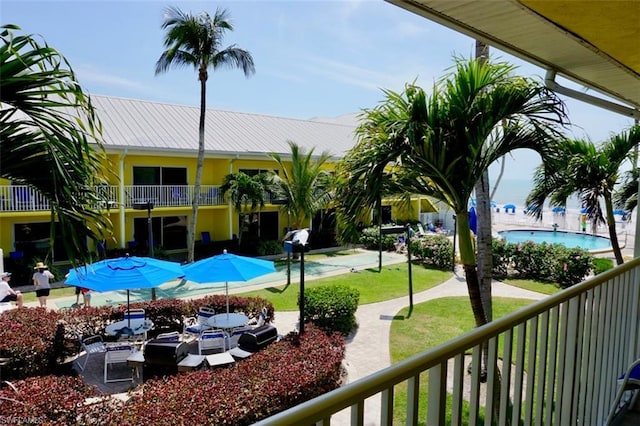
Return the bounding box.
[0,185,226,212]
[255,259,640,425]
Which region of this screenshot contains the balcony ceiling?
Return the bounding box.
[387,0,640,111]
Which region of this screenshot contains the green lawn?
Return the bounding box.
[389,296,537,425]
[500,278,561,295]
[239,263,452,311]
[22,286,77,304]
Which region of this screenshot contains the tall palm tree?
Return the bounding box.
[269,142,332,233]
[0,25,111,266]
[156,6,255,262]
[336,57,567,333]
[527,125,640,265]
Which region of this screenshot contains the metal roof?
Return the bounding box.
[91,95,357,159]
[387,0,640,113]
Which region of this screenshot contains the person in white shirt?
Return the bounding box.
[32,262,54,307]
[0,272,23,308]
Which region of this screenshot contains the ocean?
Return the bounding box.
[490,178,581,210]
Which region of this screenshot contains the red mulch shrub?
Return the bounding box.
[0,375,97,424]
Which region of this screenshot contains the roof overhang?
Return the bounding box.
[387,0,640,116]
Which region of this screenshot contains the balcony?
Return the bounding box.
[256,259,640,425]
[0,185,226,212]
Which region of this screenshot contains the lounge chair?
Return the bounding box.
[605,359,640,425]
[75,333,107,372]
[104,344,136,383]
[183,307,216,338]
[198,329,228,355]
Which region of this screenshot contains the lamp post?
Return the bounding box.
[406,223,413,315]
[284,229,309,335]
[133,200,156,299]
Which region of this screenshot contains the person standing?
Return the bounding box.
[32,262,54,307]
[0,272,23,309]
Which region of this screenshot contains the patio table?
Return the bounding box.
[207,313,248,329]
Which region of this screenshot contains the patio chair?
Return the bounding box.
[104,344,136,383]
[75,333,107,372]
[227,326,254,349]
[121,308,149,343]
[605,359,640,425]
[198,329,228,355]
[183,306,216,338]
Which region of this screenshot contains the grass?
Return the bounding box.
[239,263,452,311]
[500,278,561,295]
[21,286,76,304]
[389,296,536,424]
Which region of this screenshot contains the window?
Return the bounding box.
[133,215,187,251]
[133,167,187,185]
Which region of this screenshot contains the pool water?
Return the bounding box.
[497,229,612,251]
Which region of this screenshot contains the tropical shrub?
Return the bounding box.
[0,375,97,424]
[302,285,360,334]
[257,239,283,256]
[410,235,453,270]
[0,308,64,379]
[492,239,593,287]
[359,226,398,251]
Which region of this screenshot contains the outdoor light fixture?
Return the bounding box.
[284,229,310,335]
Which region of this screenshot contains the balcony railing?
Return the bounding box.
[0,185,226,212]
[255,259,640,425]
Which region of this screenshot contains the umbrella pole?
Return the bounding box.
[226,282,229,318]
[127,290,131,327]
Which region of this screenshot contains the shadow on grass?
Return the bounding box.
[380,314,407,321]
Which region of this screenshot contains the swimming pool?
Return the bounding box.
[497,229,612,251]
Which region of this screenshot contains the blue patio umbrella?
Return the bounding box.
[552,206,566,213]
[181,249,276,316]
[65,255,184,324]
[468,207,477,235]
[504,204,516,213]
[613,209,627,215]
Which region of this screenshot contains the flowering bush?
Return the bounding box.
[492,239,593,287]
[410,235,453,270]
[79,325,345,425]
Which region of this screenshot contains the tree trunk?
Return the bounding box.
[187,69,207,263]
[604,194,624,264]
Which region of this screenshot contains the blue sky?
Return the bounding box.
[3,0,635,183]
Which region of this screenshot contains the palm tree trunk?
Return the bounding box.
[604,194,624,264]
[457,212,488,329]
[188,70,207,263]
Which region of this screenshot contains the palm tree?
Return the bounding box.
[0,24,111,266]
[220,171,270,249]
[336,57,567,333]
[156,6,255,262]
[269,141,333,232]
[527,125,640,265]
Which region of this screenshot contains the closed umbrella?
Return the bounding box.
[468,207,477,235]
[181,249,276,317]
[65,255,184,325]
